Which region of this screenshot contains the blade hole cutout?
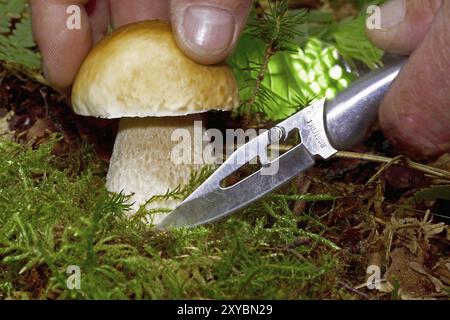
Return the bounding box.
[220,156,263,188]
[265,128,302,162]
[219,128,302,188]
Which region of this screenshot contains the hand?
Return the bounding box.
[367,0,450,159]
[29,0,252,90]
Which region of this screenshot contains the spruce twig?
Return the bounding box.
[240,0,308,116]
[244,46,277,113]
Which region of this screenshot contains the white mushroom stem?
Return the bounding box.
[106,115,210,223]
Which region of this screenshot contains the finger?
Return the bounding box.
[170,0,252,64]
[366,0,443,55]
[30,0,93,89]
[109,0,169,28]
[379,1,450,159]
[30,0,92,90]
[86,0,110,44]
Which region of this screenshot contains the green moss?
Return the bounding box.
[0,136,342,299]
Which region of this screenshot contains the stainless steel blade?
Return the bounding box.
[157,143,316,229]
[157,99,337,229]
[156,58,407,229]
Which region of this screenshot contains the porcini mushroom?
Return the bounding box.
[71,21,239,223]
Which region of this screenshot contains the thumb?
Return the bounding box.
[367,0,442,55]
[170,0,252,64]
[376,0,450,158]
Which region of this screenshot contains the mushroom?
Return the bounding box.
[71,21,239,223]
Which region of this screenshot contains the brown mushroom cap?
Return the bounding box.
[71,20,239,118]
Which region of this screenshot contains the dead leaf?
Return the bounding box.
[430,153,450,171]
[408,185,450,204]
[385,248,435,299]
[432,259,450,286]
[25,117,56,143]
[409,262,445,293]
[384,165,429,189]
[378,280,394,293]
[422,222,445,238]
[0,111,15,139]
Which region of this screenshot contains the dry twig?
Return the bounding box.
[334,151,450,181]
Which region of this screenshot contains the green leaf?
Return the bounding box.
[0,0,41,70]
[10,14,35,48]
[228,34,265,103]
[0,34,41,69]
[408,186,450,204]
[230,34,356,120]
[261,51,310,119]
[229,34,310,119]
[333,14,384,70]
[0,0,28,33]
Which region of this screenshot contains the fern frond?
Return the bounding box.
[0,0,28,33]
[0,0,41,71]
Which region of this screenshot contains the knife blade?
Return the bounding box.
[157,57,407,229]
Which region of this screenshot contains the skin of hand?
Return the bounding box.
[366,0,450,159]
[29,0,252,90]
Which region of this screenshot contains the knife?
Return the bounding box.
[157,57,407,229]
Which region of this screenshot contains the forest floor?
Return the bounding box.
[0,64,449,300]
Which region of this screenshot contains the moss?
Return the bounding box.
[0,136,341,299]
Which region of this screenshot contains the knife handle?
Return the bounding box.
[324,57,407,151]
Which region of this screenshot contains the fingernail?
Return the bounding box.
[182,5,235,54]
[380,0,406,28]
[42,63,49,80]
